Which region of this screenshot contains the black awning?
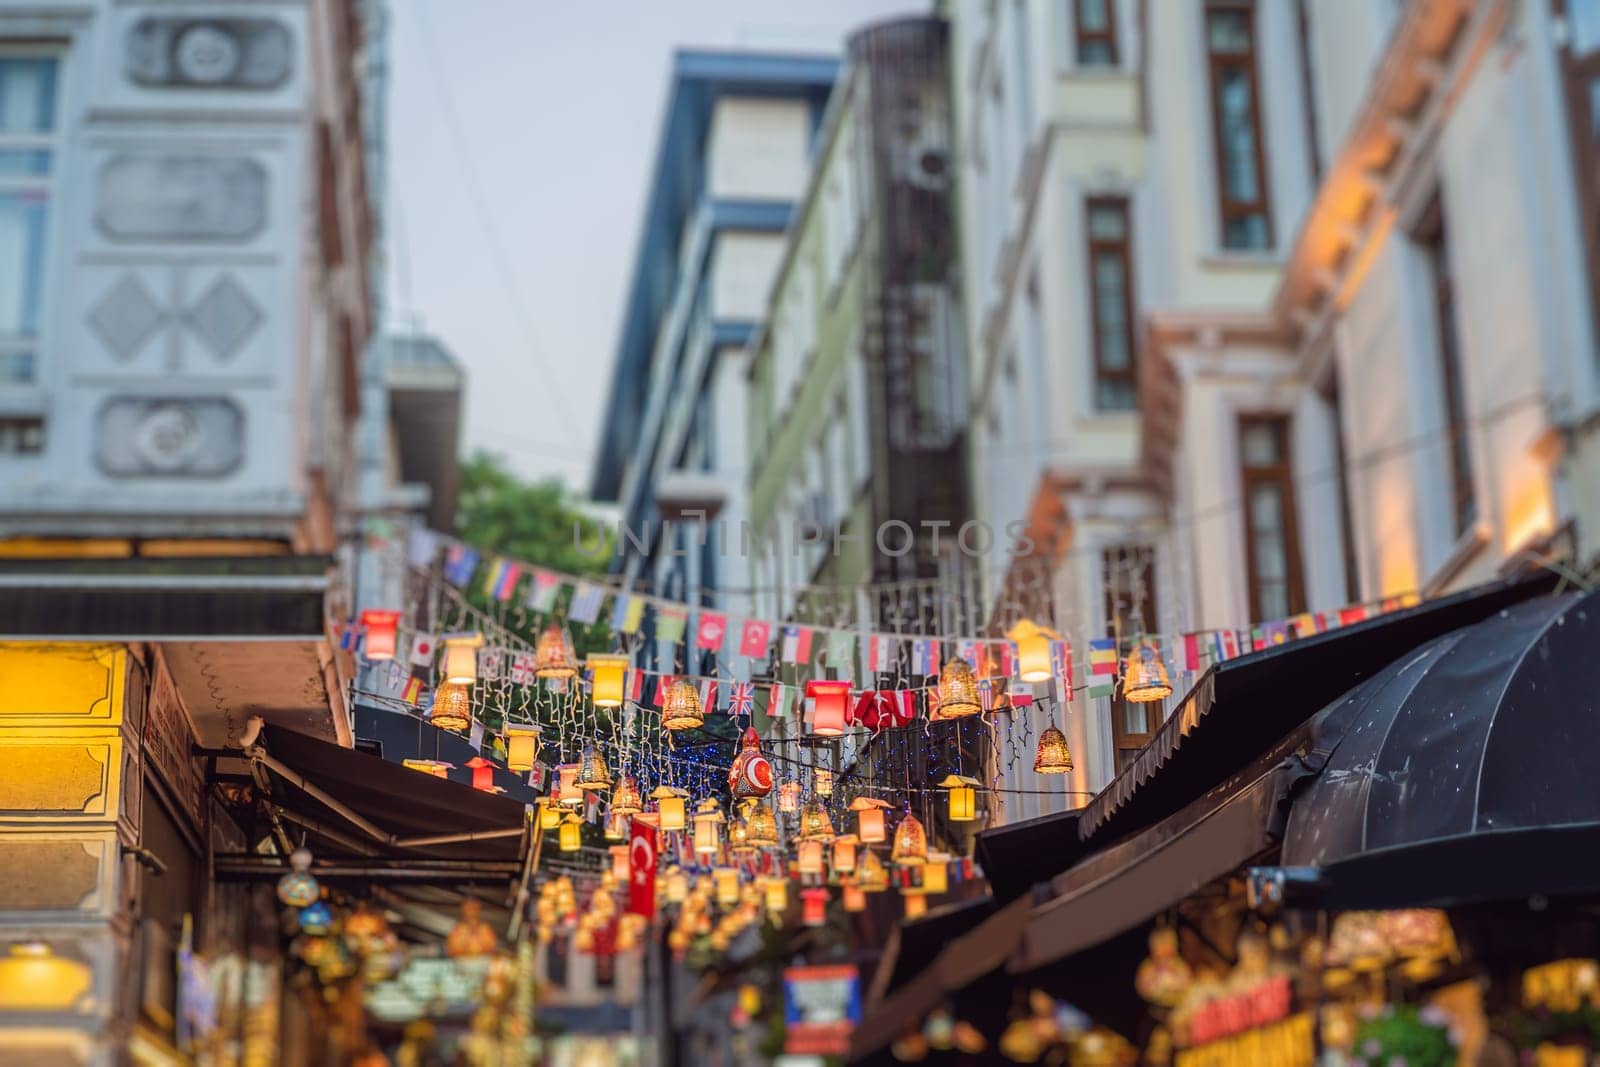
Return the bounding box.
[975,809,1085,904]
[1279,587,1600,906]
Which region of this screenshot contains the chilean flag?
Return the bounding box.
[628,818,658,920]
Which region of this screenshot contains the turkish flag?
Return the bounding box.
[627,818,658,920]
[738,619,771,658]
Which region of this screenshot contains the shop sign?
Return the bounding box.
[1187,973,1293,1046]
[1175,1011,1314,1067]
[784,964,860,1056]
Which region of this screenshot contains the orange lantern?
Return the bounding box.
[850,797,891,843]
[797,839,825,875]
[842,880,866,912]
[922,852,949,895]
[802,888,829,927]
[903,890,927,920]
[832,834,859,873]
[588,654,629,707]
[806,680,852,737]
[651,785,689,831]
[891,813,927,866]
[610,845,629,881]
[778,781,802,814]
[465,756,495,792]
[358,610,400,661]
[1007,620,1060,682]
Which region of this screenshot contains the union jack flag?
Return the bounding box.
[729,681,754,719]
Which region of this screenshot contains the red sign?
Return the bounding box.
[784,965,861,1056]
[1188,974,1293,1047]
[628,818,658,920]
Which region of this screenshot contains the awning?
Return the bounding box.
[1277,587,1600,908]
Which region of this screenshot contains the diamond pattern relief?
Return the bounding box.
[186,274,262,361]
[87,274,165,361]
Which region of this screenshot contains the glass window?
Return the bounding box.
[1103,545,1160,770]
[1204,2,1273,250]
[0,53,60,388]
[1238,416,1306,622]
[1085,198,1138,410]
[1571,0,1600,55]
[1415,197,1477,539]
[1074,0,1120,66]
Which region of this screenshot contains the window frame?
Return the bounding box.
[1203,0,1275,251]
[1083,195,1138,412]
[1554,0,1600,356]
[0,43,65,388]
[1102,545,1159,771]
[1072,0,1121,69]
[1237,414,1307,623]
[1413,195,1477,540]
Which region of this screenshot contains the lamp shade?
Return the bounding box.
[426,682,472,732]
[1007,620,1060,683]
[727,815,753,855]
[575,744,611,791]
[558,816,582,852]
[850,797,892,843]
[744,802,779,848]
[763,878,788,914]
[797,840,824,875]
[714,867,741,907]
[1035,723,1074,773]
[932,660,982,720]
[922,853,949,895]
[938,774,980,822]
[611,776,642,816]
[651,785,689,831]
[832,834,859,873]
[814,769,834,797]
[537,800,561,830]
[799,802,835,842]
[504,724,541,772]
[588,654,629,707]
[662,680,704,731]
[1123,641,1172,703]
[806,680,852,736]
[842,881,867,912]
[403,758,451,778]
[778,781,802,813]
[891,813,927,866]
[858,849,889,892]
[534,625,578,679]
[442,632,484,685]
[276,848,318,907]
[358,610,400,661]
[610,845,629,881]
[802,887,830,927]
[556,764,584,806]
[903,891,927,920]
[604,811,627,840]
[692,800,725,856]
[465,756,495,792]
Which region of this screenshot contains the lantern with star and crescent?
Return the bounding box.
[727,727,774,800]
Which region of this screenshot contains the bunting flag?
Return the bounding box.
[1221,630,1240,660]
[626,669,645,704]
[1183,633,1201,672]
[1250,626,1266,651]
[1339,605,1369,626]
[653,674,676,707]
[825,631,856,679]
[1291,613,1319,639]
[656,608,688,646]
[528,762,547,790]
[1088,638,1118,676]
[696,611,728,652]
[780,625,814,665]
[698,679,718,713]
[628,819,658,920]
[957,639,982,670]
[526,569,561,613]
[729,681,754,719]
[1087,678,1116,699]
[338,618,359,652]
[510,653,535,686]
[443,544,479,587]
[614,595,646,635]
[409,632,437,668]
[384,660,406,690]
[479,648,504,682]
[738,619,772,659]
[484,558,521,601]
[1051,640,1073,704]
[401,675,424,705]
[1264,621,1290,646]
[997,641,1017,680]
[868,635,897,674]
[469,721,486,750]
[1011,691,1034,710]
[768,683,795,719]
[977,676,994,712]
[568,581,605,625]
[910,639,940,677]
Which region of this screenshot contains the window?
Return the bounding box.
[1319,377,1361,603]
[0,416,42,454]
[1238,416,1306,622]
[1085,197,1138,411]
[0,50,60,386]
[1557,0,1600,351]
[1103,545,1159,772]
[1415,197,1476,539]
[1073,0,1120,66]
[1204,1,1273,250]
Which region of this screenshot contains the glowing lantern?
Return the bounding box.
[692,799,725,856]
[558,815,582,852]
[1034,723,1074,774]
[797,840,825,875]
[800,801,835,842]
[728,815,754,855]
[588,653,629,707]
[277,848,319,907]
[938,775,979,822]
[604,812,627,840]
[815,769,834,797]
[858,849,889,892]
[778,781,802,814]
[842,881,867,912]
[610,845,630,881]
[1122,640,1172,703]
[575,744,611,791]
[441,632,484,685]
[832,834,859,873]
[661,679,705,731]
[922,853,949,895]
[744,802,779,848]
[652,785,689,831]
[903,891,927,920]
[556,764,584,806]
[1007,620,1059,682]
[891,813,927,866]
[534,625,577,679]
[504,724,541,772]
[465,756,495,792]
[665,868,688,904]
[802,887,830,927]
[763,878,788,913]
[426,682,472,732]
[403,759,451,778]
[727,727,774,800]
[932,660,981,720]
[850,796,892,843]
[611,775,642,816]
[714,867,741,907]
[298,900,334,936]
[0,943,92,1012]
[806,679,852,736]
[358,610,400,661]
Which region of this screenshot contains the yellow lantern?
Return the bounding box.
[1122,640,1172,703]
[692,799,725,856]
[891,813,927,866]
[814,769,834,797]
[938,774,979,822]
[904,890,927,920]
[842,880,867,913]
[556,764,584,806]
[1007,619,1059,683]
[558,815,582,852]
[536,799,561,830]
[728,815,754,855]
[504,724,541,772]
[1034,723,1074,774]
[932,659,982,720]
[665,867,688,904]
[662,679,705,731]
[588,654,629,707]
[763,878,788,914]
[858,849,889,892]
[426,682,472,732]
[652,785,689,832]
[534,625,577,679]
[744,801,779,849]
[714,867,741,907]
[441,632,484,685]
[799,801,835,842]
[402,758,451,778]
[921,852,949,895]
[797,839,825,876]
[739,983,763,1016]
[850,796,892,843]
[832,834,859,873]
[611,775,643,816]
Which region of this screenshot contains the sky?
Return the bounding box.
[385,0,925,491]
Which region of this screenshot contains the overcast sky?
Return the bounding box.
[384,0,924,491]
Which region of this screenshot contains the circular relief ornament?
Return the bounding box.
[174,24,242,84]
[133,404,203,472]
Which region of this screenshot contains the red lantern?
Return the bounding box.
[359,610,400,661]
[465,756,495,792]
[802,887,830,927]
[806,680,852,737]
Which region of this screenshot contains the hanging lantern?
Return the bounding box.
[426,682,472,732]
[763,877,788,914]
[832,833,859,873]
[797,839,825,875]
[714,867,741,907]
[534,625,578,679]
[441,632,485,685]
[587,653,629,706]
[358,610,401,661]
[744,801,780,849]
[277,848,319,907]
[465,756,496,792]
[661,679,705,731]
[842,880,867,912]
[850,796,892,843]
[727,727,775,800]
[938,774,980,822]
[651,785,689,832]
[558,815,582,852]
[575,744,612,791]
[611,775,642,816]
[402,758,451,778]
[778,781,802,814]
[556,764,584,806]
[921,853,949,895]
[692,799,725,856]
[932,660,982,720]
[728,815,754,855]
[298,900,334,936]
[1007,620,1059,683]
[1122,640,1172,703]
[814,769,834,797]
[858,849,889,892]
[604,812,628,840]
[609,845,630,882]
[503,724,541,772]
[536,799,561,830]
[891,813,927,866]
[665,868,689,904]
[802,887,830,927]
[806,679,853,736]
[903,890,927,920]
[1034,723,1074,774]
[800,801,835,842]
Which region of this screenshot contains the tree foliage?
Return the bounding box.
[454,451,611,576]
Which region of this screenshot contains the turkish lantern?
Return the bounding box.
[403,758,451,778]
[442,632,484,685]
[832,834,859,873]
[728,815,753,855]
[904,890,927,920]
[559,815,582,852]
[842,880,866,912]
[610,845,629,881]
[504,724,541,772]
[426,682,472,732]
[744,802,779,849]
[588,654,629,707]
[465,756,495,792]
[537,799,561,830]
[358,610,400,661]
[806,680,852,736]
[575,744,612,791]
[692,800,725,856]
[922,853,949,895]
[662,679,704,731]
[276,847,319,907]
[802,887,829,927]
[938,774,979,822]
[800,801,835,842]
[611,776,643,816]
[556,764,584,806]
[728,727,774,800]
[797,840,825,875]
[714,867,741,907]
[534,625,578,679]
[1007,619,1059,682]
[892,813,927,866]
[1035,723,1074,774]
[932,660,981,720]
[1123,640,1173,703]
[652,785,689,832]
[850,796,891,843]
